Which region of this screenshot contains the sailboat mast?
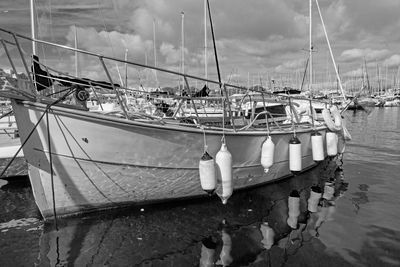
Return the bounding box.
[377,62,380,95]
[153,19,158,88]
[315,0,346,101]
[74,25,79,77]
[309,0,312,93]
[30,0,37,55]
[204,0,208,86]
[181,11,185,90]
[125,49,128,88]
[364,58,370,94]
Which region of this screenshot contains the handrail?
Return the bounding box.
[0,27,334,105]
[238,110,283,131]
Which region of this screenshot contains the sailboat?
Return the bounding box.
[0,1,349,221]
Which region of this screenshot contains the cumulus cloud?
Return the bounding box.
[342,68,363,78]
[383,54,400,68]
[340,48,390,62]
[344,0,400,34]
[65,26,153,61]
[2,0,400,86]
[159,42,180,64]
[274,59,306,72]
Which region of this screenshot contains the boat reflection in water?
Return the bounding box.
[36,155,348,266]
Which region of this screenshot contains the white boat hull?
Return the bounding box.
[12,100,327,220]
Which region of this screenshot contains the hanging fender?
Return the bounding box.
[322,105,342,132]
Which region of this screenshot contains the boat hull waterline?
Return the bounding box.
[12,99,327,220]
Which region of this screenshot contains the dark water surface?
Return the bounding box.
[0,108,399,267]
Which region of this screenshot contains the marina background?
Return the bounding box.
[1,0,400,93]
[0,107,399,266]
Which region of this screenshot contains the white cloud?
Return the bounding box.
[2,0,400,87]
[340,48,390,62]
[275,59,306,72]
[383,54,400,68]
[66,26,153,61]
[159,42,180,64]
[342,68,363,78]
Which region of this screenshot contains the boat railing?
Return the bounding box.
[0,27,330,131]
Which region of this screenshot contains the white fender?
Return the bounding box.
[311,132,324,161]
[289,136,302,172]
[200,237,216,267]
[307,185,322,212]
[326,132,338,156]
[216,228,233,266]
[323,180,335,200]
[261,136,275,173]
[199,151,217,195]
[216,143,233,204]
[287,190,300,229]
[260,222,275,249]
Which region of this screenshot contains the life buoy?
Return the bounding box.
[322,105,342,132]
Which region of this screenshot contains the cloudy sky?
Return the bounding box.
[1,0,400,89]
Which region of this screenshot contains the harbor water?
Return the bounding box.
[0,108,399,266]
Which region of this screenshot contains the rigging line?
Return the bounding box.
[52,112,130,194]
[45,87,72,97]
[97,0,124,85]
[51,111,116,203]
[47,0,63,62]
[258,75,271,130]
[315,0,345,102]
[221,98,226,143]
[33,0,48,65]
[206,0,222,95]
[0,110,13,120]
[202,126,208,153]
[300,57,310,92]
[288,98,296,137]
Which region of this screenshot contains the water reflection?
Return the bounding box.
[32,156,348,266]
